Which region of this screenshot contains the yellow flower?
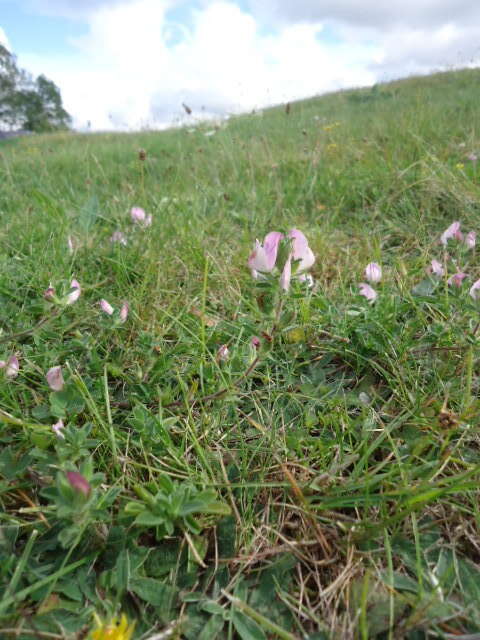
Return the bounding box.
[90,613,136,640]
[456,162,465,170]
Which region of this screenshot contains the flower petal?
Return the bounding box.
[365,262,382,283]
[100,299,114,315]
[359,283,377,302]
[46,366,64,391]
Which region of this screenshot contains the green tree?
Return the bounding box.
[0,44,71,132]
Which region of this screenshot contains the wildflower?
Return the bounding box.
[52,419,65,439]
[251,336,261,349]
[66,279,81,305]
[217,344,229,362]
[467,152,478,163]
[365,262,382,283]
[66,471,91,497]
[447,272,468,287]
[248,231,283,277]
[130,207,152,227]
[90,613,135,640]
[456,162,465,170]
[470,279,480,299]
[110,231,128,246]
[289,229,315,273]
[5,355,19,378]
[44,285,56,301]
[138,148,147,161]
[46,366,64,391]
[100,299,114,315]
[359,283,377,302]
[466,231,476,249]
[440,221,462,246]
[430,259,445,276]
[119,302,129,323]
[248,229,315,290]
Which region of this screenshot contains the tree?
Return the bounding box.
[0,44,71,132]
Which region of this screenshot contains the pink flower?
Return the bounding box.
[52,419,65,439]
[251,336,261,349]
[364,262,382,283]
[66,279,81,305]
[467,152,478,163]
[288,229,315,273]
[119,301,129,323]
[44,285,56,301]
[440,221,462,245]
[217,344,230,362]
[248,231,283,277]
[448,272,468,287]
[130,207,152,227]
[359,283,377,302]
[5,355,19,378]
[46,366,64,391]
[66,471,91,497]
[110,231,128,246]
[470,279,480,299]
[430,259,444,276]
[466,231,476,249]
[100,299,114,315]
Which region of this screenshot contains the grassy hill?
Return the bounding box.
[2,68,480,639]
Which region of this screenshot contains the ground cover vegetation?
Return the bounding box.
[1,68,480,639]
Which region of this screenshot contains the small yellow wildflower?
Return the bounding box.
[456,162,465,170]
[90,613,135,640]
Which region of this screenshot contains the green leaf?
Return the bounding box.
[198,613,225,640]
[232,612,267,640]
[130,577,177,607]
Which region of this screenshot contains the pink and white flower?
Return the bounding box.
[110,231,128,246]
[0,355,19,378]
[430,259,445,276]
[66,279,81,305]
[119,302,129,323]
[364,262,382,283]
[52,419,65,439]
[466,231,476,249]
[248,231,283,277]
[359,283,377,303]
[440,221,463,245]
[248,229,315,290]
[130,207,152,227]
[217,344,230,362]
[447,272,468,287]
[100,299,114,315]
[469,279,480,299]
[46,366,64,391]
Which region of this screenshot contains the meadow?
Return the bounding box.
[2,68,480,639]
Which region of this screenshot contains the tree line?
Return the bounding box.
[0,44,71,133]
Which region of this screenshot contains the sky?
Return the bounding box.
[1,0,480,131]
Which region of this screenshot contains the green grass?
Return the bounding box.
[2,68,480,639]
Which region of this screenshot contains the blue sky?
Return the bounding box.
[1,0,479,131]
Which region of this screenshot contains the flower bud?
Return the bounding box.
[66,471,91,497]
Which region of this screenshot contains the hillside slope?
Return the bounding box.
[1,68,480,639]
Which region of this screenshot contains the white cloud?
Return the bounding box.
[15,0,480,131]
[0,26,11,50]
[19,0,377,130]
